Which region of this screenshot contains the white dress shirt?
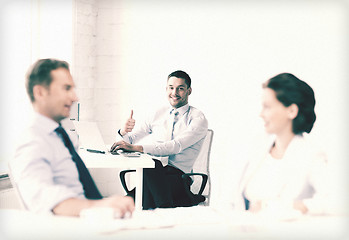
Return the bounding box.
[121,104,208,173]
[9,113,85,214]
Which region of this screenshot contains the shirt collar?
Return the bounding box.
[169,104,190,116]
[33,112,61,135]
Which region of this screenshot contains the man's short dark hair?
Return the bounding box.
[26,58,69,102]
[168,70,191,88]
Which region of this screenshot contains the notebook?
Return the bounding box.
[72,121,109,153]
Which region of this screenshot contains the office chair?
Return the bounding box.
[182,129,213,206]
[119,129,214,206]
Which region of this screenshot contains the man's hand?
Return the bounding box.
[293,200,308,214]
[120,110,135,136]
[93,195,135,218]
[52,196,135,217]
[110,140,143,153]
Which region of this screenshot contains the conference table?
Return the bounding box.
[79,149,155,211]
[1,206,347,240]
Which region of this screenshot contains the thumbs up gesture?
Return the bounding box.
[120,110,135,136]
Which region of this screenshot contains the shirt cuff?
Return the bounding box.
[142,145,152,154]
[117,129,123,137]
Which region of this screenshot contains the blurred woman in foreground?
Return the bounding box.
[237,73,330,215]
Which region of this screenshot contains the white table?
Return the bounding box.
[79,150,155,211]
[1,207,347,240]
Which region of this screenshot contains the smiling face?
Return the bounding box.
[260,88,298,136]
[166,76,192,109]
[34,68,78,123]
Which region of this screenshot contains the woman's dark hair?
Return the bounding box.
[263,73,316,134]
[26,58,70,102]
[168,70,191,88]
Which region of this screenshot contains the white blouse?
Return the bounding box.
[244,153,287,202]
[235,134,331,214]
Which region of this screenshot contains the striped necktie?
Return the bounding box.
[55,125,102,199]
[170,109,179,140]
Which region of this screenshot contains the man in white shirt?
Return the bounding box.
[110,70,208,209]
[10,59,134,217]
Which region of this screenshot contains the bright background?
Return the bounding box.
[1,0,348,208]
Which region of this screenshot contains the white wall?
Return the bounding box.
[0,0,73,171]
[0,1,31,169]
[73,0,98,121]
[82,0,348,204]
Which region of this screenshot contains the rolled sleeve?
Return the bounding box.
[11,135,85,213]
[142,108,208,157]
[143,114,208,157]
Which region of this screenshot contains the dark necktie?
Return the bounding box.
[169,109,179,140]
[55,125,102,199]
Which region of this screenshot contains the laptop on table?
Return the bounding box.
[72,121,140,157]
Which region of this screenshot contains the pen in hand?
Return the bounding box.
[86,149,105,154]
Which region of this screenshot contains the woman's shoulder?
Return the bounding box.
[291,134,328,163]
[294,134,324,151]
